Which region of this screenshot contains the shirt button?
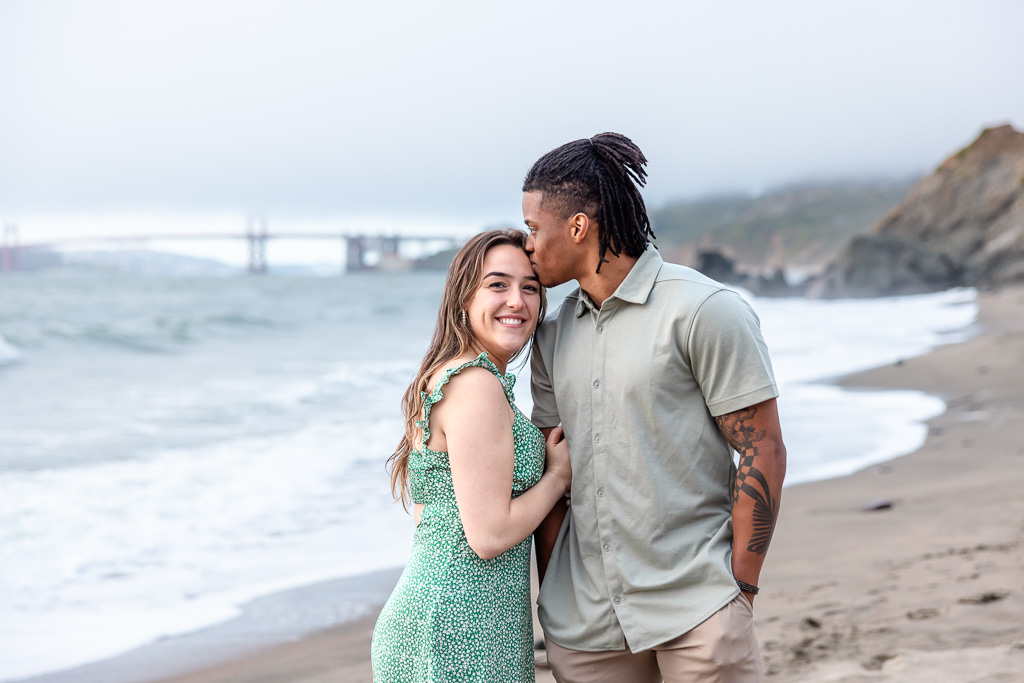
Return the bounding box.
[597,488,604,497]
[595,434,601,443]
[603,542,610,551]
[597,325,604,333]
[613,595,621,604]
[593,379,600,389]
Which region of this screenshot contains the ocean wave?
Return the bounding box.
[256,358,418,409]
[0,418,411,680]
[0,277,307,354]
[0,335,22,366]
[73,326,179,353]
[204,313,276,328]
[5,314,279,354]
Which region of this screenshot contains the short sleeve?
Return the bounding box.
[687,289,779,417]
[530,318,561,428]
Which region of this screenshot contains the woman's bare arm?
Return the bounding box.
[434,367,570,560]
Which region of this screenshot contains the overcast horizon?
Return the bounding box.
[3,0,1023,256]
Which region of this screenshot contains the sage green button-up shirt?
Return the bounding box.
[531,247,778,652]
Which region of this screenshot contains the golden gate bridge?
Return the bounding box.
[0,220,464,274]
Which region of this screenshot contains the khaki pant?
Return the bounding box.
[545,595,764,683]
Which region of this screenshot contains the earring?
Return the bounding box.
[460,310,467,326]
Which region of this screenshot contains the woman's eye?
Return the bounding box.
[488,282,506,290]
[523,284,539,293]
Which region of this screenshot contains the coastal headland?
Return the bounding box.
[130,287,1023,683]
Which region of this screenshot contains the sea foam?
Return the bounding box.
[0,335,20,366]
[753,288,976,484]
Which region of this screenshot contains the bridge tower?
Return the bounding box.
[1,223,19,273]
[346,236,366,272]
[381,236,400,258]
[247,216,268,273]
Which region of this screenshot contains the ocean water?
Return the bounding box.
[0,273,976,681]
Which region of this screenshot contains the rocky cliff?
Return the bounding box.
[809,124,1024,297]
[653,181,915,271]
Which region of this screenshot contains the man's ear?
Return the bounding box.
[569,213,591,243]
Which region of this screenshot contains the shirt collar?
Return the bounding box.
[574,247,664,317]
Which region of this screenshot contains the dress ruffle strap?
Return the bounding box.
[418,352,515,449]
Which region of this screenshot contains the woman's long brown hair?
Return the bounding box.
[387,228,547,508]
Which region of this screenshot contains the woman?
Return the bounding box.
[371,229,572,682]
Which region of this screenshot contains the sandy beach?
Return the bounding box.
[33,287,1021,683]
[755,286,1024,681]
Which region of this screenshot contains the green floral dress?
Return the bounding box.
[371,353,545,682]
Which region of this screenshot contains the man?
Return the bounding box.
[523,133,786,682]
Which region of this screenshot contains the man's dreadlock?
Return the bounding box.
[522,132,656,272]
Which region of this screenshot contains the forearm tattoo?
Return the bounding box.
[715,407,779,555]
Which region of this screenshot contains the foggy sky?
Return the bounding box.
[2,0,1023,237]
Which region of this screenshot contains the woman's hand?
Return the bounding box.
[545,425,572,493]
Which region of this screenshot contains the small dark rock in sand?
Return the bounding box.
[959,591,1009,605]
[802,617,822,629]
[861,498,894,512]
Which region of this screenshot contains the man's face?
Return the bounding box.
[522,191,578,288]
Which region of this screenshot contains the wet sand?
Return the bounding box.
[153,563,556,683]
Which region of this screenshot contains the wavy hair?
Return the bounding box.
[387,228,547,508]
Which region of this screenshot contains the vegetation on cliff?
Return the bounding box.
[650,180,915,270]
